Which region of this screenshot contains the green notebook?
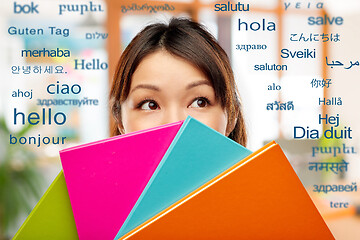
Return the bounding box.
[13,171,78,240]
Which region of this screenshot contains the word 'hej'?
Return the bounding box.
[8,26,69,37]
[294,114,353,139]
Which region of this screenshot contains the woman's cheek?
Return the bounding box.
[122,110,162,134]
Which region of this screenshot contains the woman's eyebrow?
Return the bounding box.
[186,80,212,90]
[130,84,160,93]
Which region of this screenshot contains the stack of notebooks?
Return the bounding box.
[13,117,334,240]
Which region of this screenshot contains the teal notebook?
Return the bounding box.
[115,116,252,239]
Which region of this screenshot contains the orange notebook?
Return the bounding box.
[119,141,334,240]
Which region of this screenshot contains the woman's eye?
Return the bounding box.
[189,97,209,108]
[140,100,159,110]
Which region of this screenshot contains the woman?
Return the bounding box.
[110,17,247,146]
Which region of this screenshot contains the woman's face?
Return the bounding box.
[120,50,228,135]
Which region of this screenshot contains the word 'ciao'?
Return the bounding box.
[12,89,33,99]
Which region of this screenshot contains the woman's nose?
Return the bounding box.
[161,107,188,125]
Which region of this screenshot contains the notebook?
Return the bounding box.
[12,171,78,240]
[119,141,334,240]
[115,117,252,239]
[59,121,182,240]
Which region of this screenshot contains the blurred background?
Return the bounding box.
[0,0,359,239]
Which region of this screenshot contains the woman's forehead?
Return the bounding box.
[130,50,211,89]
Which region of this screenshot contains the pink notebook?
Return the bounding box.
[59,121,182,240]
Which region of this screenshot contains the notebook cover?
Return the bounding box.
[59,121,182,240]
[119,141,334,240]
[13,171,78,240]
[115,117,252,239]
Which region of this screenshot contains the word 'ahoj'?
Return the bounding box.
[12,89,32,99]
